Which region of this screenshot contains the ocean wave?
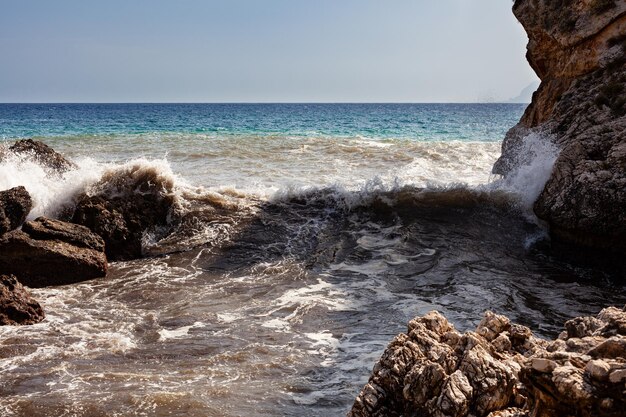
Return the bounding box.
[0,133,559,257]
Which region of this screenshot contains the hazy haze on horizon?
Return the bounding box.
[0,0,539,103]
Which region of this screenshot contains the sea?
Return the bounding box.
[0,103,624,416]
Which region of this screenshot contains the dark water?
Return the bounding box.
[0,104,624,416]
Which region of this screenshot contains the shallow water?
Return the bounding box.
[0,104,624,416]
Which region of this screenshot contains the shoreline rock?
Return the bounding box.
[2,139,76,173]
[0,274,45,325]
[0,186,32,235]
[0,217,107,288]
[71,164,178,261]
[349,307,626,417]
[493,0,626,265]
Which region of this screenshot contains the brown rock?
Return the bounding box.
[7,139,75,173]
[493,0,626,265]
[487,408,528,417]
[0,217,107,288]
[0,274,44,325]
[0,186,32,235]
[517,306,626,417]
[585,359,610,381]
[350,306,626,417]
[71,162,178,260]
[349,311,526,417]
[22,216,104,252]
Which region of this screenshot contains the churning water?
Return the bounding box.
[0,104,624,416]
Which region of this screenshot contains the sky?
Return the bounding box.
[0,0,539,103]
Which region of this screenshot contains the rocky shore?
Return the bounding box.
[350,1,626,415]
[0,139,178,324]
[493,0,626,266]
[349,307,626,417]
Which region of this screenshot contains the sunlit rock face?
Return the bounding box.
[348,307,626,417]
[493,0,626,264]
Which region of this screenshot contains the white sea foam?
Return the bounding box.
[158,322,204,341]
[0,153,104,219]
[491,132,559,210]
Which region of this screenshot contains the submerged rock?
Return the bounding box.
[71,163,178,261]
[493,0,626,264]
[0,217,107,288]
[0,274,45,325]
[349,307,626,417]
[0,186,32,235]
[5,139,75,173]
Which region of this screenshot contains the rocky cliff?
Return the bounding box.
[493,0,626,265]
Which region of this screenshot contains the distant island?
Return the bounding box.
[506,81,540,103]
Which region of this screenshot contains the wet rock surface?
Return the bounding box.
[493,0,626,263]
[0,217,107,288]
[349,307,626,417]
[3,139,75,173]
[71,163,178,261]
[0,274,45,325]
[0,186,32,235]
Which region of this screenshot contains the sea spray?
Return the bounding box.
[0,151,104,219]
[494,132,559,209]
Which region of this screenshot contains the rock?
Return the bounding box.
[0,217,107,288]
[6,139,75,173]
[70,162,178,260]
[349,311,527,417]
[22,216,104,252]
[585,359,610,381]
[0,274,45,325]
[0,186,32,235]
[435,370,473,417]
[565,315,604,338]
[588,337,626,359]
[487,409,528,417]
[477,310,511,341]
[530,358,557,373]
[492,0,626,265]
[350,306,626,417]
[608,368,626,383]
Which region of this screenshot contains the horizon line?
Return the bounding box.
[0,101,531,105]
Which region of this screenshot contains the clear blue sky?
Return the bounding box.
[0,0,539,103]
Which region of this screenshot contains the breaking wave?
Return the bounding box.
[6,133,622,417]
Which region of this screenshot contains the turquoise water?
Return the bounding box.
[0,103,525,141]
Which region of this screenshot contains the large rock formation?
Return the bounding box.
[71,163,178,261]
[349,307,626,417]
[0,274,45,325]
[0,186,32,235]
[0,217,107,288]
[493,0,626,263]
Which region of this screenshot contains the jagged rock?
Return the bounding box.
[519,307,626,416]
[5,139,75,173]
[71,162,178,260]
[349,306,626,417]
[349,311,531,417]
[487,409,528,417]
[493,0,626,264]
[0,186,32,235]
[0,274,44,325]
[0,217,107,288]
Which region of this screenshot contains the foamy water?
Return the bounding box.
[0,105,624,416]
